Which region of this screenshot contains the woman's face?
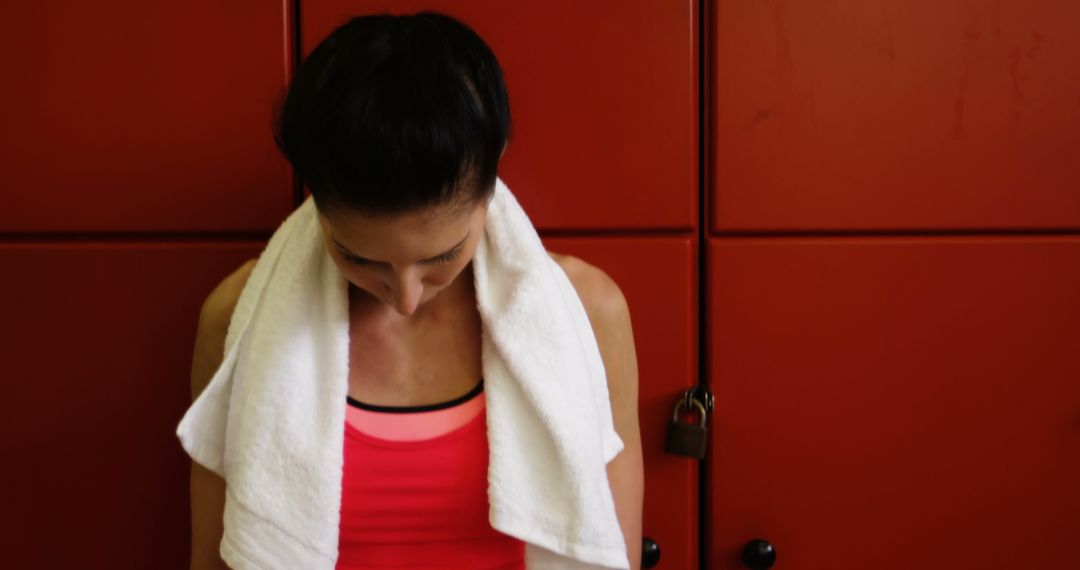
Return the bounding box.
[317,199,488,319]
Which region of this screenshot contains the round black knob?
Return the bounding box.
[741,538,776,569]
[641,537,660,568]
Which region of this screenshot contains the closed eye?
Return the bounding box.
[334,230,469,266]
[431,248,463,264]
[342,246,462,266]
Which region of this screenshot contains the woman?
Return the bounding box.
[188,11,642,569]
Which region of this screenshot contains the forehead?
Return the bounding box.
[322,200,475,230]
[319,202,479,252]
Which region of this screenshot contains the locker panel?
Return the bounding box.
[706,236,1080,569]
[1,2,294,233]
[542,235,698,569]
[301,1,697,231]
[711,0,1080,232]
[0,243,264,566]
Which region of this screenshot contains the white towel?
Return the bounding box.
[176,176,629,569]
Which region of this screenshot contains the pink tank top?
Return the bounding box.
[336,379,526,569]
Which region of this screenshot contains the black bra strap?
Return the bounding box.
[346,378,484,413]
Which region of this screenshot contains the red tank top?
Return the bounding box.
[336,379,526,569]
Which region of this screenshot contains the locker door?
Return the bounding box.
[0,1,293,566]
[0,243,265,566]
[707,0,1080,567]
[1,1,294,232]
[712,0,1080,232]
[705,237,1080,568]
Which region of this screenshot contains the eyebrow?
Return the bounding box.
[332,231,470,264]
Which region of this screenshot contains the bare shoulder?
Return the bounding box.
[546,250,629,321]
[545,252,636,386]
[198,259,258,331]
[545,248,637,397]
[191,258,258,399]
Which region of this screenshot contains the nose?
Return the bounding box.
[384,271,423,316]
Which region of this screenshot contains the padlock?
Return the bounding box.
[664,397,708,459]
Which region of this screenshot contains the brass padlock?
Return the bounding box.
[664,397,708,459]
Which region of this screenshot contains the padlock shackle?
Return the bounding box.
[672,398,708,427]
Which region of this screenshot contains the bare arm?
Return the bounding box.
[553,253,645,569]
[594,287,644,570]
[188,259,257,570]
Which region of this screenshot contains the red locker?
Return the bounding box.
[1,0,296,565]
[1,1,294,233]
[707,0,1080,568]
[712,0,1080,232]
[0,243,266,565]
[705,237,1080,568]
[7,0,1077,568]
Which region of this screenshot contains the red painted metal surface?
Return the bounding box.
[0,1,704,568]
[0,237,698,567]
[711,0,1080,232]
[706,236,1080,568]
[543,235,699,570]
[1,1,294,233]
[301,0,698,231]
[0,243,266,567]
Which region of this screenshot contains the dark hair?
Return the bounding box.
[272,11,512,217]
